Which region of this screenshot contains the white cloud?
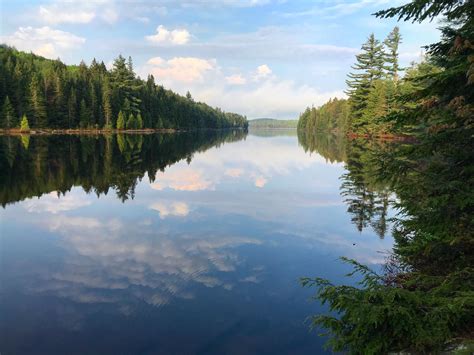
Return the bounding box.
[197,77,345,119]
[146,25,191,45]
[144,56,215,83]
[37,0,118,25]
[2,26,85,59]
[225,74,247,85]
[39,5,95,24]
[254,64,272,80]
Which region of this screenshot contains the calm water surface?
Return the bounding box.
[0,130,393,354]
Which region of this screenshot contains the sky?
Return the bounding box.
[1,0,441,119]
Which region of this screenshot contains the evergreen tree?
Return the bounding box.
[346,34,385,132]
[136,113,143,129]
[79,99,90,128]
[102,78,113,128]
[384,26,402,82]
[126,113,136,129]
[29,75,47,128]
[116,110,125,129]
[20,114,30,131]
[67,88,77,129]
[1,96,17,128]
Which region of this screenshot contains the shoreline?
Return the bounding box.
[0,127,247,136]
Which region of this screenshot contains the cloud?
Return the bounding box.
[39,5,95,24]
[144,56,215,83]
[254,64,272,80]
[280,0,400,18]
[254,176,267,188]
[150,201,190,218]
[1,26,85,59]
[197,77,345,119]
[23,192,91,214]
[225,74,247,85]
[225,168,244,177]
[146,25,191,45]
[37,0,118,25]
[150,168,213,191]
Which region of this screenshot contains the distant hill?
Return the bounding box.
[248,118,298,129]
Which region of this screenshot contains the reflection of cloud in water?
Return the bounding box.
[150,168,213,191]
[254,176,267,188]
[150,201,190,218]
[148,135,333,192]
[32,214,261,310]
[23,191,91,214]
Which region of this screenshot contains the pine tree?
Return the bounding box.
[1,96,17,128]
[29,75,47,128]
[345,34,385,132]
[20,114,30,131]
[102,77,113,128]
[116,110,125,129]
[127,113,136,129]
[384,26,402,82]
[67,88,77,129]
[79,99,90,128]
[136,113,143,129]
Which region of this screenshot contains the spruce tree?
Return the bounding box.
[29,75,47,128]
[1,96,17,128]
[116,110,125,129]
[345,34,385,132]
[20,114,30,131]
[127,113,136,129]
[384,26,402,82]
[67,88,77,129]
[102,78,113,128]
[79,99,90,128]
[137,113,143,129]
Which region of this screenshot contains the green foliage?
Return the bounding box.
[0,46,248,130]
[297,98,349,134]
[20,114,29,131]
[1,96,17,128]
[116,110,125,130]
[126,113,136,129]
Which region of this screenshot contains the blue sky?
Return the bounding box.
[1,0,441,118]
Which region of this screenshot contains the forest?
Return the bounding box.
[300,0,474,353]
[0,46,248,131]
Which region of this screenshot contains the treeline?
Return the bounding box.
[248,118,298,129]
[302,0,473,353]
[297,98,349,134]
[0,46,248,130]
[0,130,247,206]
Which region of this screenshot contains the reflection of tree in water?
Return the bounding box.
[0,130,247,206]
[298,132,392,238]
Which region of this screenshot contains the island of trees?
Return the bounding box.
[0,46,248,132]
[300,0,473,353]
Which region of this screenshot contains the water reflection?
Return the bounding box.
[298,130,394,238]
[0,131,393,354]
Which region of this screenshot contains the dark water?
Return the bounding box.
[0,131,394,354]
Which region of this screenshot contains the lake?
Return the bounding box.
[0,130,394,354]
